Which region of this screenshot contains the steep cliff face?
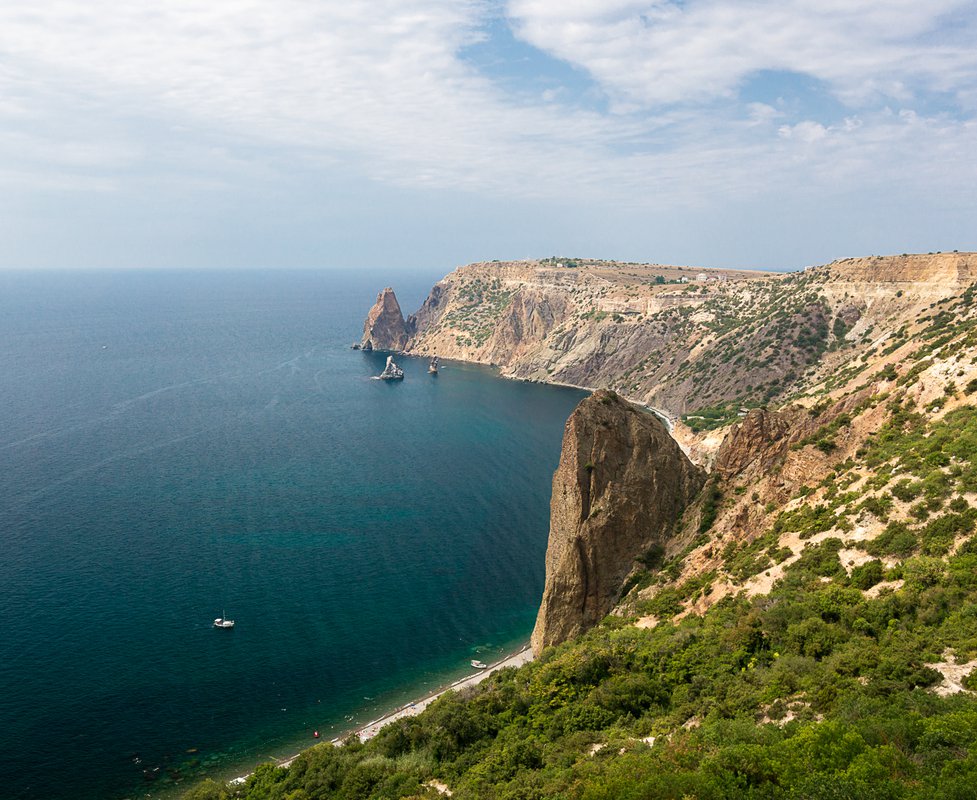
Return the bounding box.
[360,288,411,351]
[531,390,705,655]
[484,286,569,366]
[822,251,975,284]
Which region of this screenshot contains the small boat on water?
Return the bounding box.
[428,356,439,374]
[214,611,235,629]
[470,660,488,670]
[377,355,404,380]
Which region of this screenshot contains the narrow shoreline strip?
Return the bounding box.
[230,646,534,783]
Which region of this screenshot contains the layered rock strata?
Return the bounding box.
[531,390,705,655]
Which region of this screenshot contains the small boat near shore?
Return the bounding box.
[428,356,439,374]
[470,660,488,669]
[214,611,235,629]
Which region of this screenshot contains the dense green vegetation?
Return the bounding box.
[682,404,744,433]
[441,276,514,347]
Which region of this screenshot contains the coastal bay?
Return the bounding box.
[0,270,585,800]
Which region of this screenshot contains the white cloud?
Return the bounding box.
[0,0,974,221]
[0,1,632,196]
[746,102,781,126]
[778,121,828,143]
[505,0,977,108]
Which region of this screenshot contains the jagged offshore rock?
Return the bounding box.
[531,390,705,655]
[361,288,412,351]
[378,355,404,380]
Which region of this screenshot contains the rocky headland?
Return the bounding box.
[364,251,977,647]
[367,252,976,424]
[531,390,704,654]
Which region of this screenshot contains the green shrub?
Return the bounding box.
[890,479,923,502]
[860,494,893,521]
[920,510,977,556]
[789,538,845,579]
[865,522,918,558]
[775,504,839,539]
[902,556,946,589]
[699,482,723,534]
[850,560,885,590]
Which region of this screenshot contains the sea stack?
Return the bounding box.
[531,391,705,655]
[361,288,412,351]
[378,355,405,380]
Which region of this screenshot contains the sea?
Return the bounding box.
[0,269,587,800]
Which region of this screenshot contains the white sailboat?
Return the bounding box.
[214,611,235,629]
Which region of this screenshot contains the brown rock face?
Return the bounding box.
[713,397,868,483]
[531,390,705,655]
[484,287,568,366]
[361,288,411,351]
[406,282,446,337]
[712,408,798,481]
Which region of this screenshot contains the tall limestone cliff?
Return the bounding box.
[531,390,705,655]
[360,288,412,351]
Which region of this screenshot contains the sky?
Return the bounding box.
[1,0,975,271]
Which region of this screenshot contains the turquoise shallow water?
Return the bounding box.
[0,270,586,800]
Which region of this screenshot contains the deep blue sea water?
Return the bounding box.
[0,270,586,800]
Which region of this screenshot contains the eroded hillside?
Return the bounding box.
[619,274,977,633]
[399,253,976,431]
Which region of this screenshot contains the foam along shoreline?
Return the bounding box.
[230,646,534,784]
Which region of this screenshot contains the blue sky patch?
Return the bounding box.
[737,69,849,124]
[459,13,608,112]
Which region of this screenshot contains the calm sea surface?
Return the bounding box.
[0,270,586,800]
